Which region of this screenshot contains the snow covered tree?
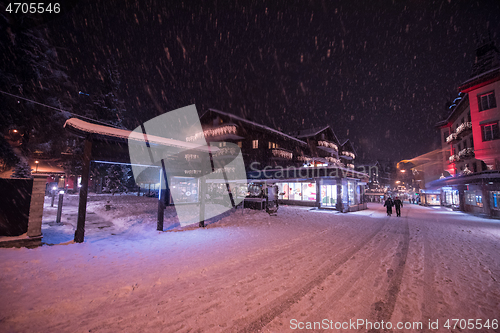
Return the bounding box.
[0,134,19,172]
[0,8,76,157]
[103,164,131,194]
[11,160,32,179]
[80,57,127,129]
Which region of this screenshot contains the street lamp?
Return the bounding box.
[35,160,39,173]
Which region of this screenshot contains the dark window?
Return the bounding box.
[443,129,449,142]
[458,142,461,151]
[470,136,474,147]
[467,112,471,122]
[473,162,477,172]
[463,140,467,149]
[482,122,500,141]
[478,91,497,111]
[461,117,465,124]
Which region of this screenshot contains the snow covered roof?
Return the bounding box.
[203,109,308,146]
[427,170,500,188]
[339,139,357,156]
[289,126,329,138]
[459,66,500,92]
[64,118,217,153]
[247,165,369,180]
[288,125,341,146]
[435,93,469,127]
[469,39,500,78]
[459,37,500,92]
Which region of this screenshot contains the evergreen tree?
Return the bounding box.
[0,7,76,158]
[11,160,32,179]
[0,134,19,172]
[103,164,130,194]
[81,57,127,128]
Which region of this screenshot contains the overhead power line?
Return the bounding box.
[0,89,122,129]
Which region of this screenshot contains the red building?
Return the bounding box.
[432,35,500,216]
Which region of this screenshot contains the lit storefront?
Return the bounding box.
[441,186,460,209]
[465,189,483,208]
[419,189,441,206]
[490,191,500,210]
[275,176,366,212]
[320,183,338,207]
[427,171,500,218]
[278,181,317,204]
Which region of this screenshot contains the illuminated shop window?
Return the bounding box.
[465,191,482,207]
[277,182,316,201]
[320,185,338,207]
[490,191,500,209]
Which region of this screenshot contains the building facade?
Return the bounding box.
[429,36,500,216]
[198,109,367,212]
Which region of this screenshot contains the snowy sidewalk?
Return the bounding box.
[1,202,499,332]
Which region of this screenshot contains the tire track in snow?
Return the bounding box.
[230,218,389,333]
[419,209,450,332]
[366,216,409,333]
[296,216,402,326]
[420,217,440,333]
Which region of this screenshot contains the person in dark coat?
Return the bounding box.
[384,197,393,216]
[393,196,403,217]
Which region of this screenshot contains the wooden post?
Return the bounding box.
[157,196,164,231]
[74,138,92,243]
[222,168,235,208]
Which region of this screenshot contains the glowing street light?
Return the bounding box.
[35,160,39,173]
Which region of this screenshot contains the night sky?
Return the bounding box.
[45,0,500,162]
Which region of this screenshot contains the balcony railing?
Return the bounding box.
[445,133,458,143]
[296,155,312,162]
[212,147,238,157]
[326,156,341,164]
[186,124,240,142]
[184,153,199,161]
[317,140,338,153]
[458,148,474,160]
[456,122,472,138]
[341,151,355,159]
[448,154,459,163]
[271,147,293,160]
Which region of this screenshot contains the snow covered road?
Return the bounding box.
[1,203,499,332]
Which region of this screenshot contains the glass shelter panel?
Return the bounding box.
[321,185,337,207]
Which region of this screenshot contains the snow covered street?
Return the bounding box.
[1,202,499,332]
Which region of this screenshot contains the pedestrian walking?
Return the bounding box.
[384,196,394,216]
[393,196,403,217]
